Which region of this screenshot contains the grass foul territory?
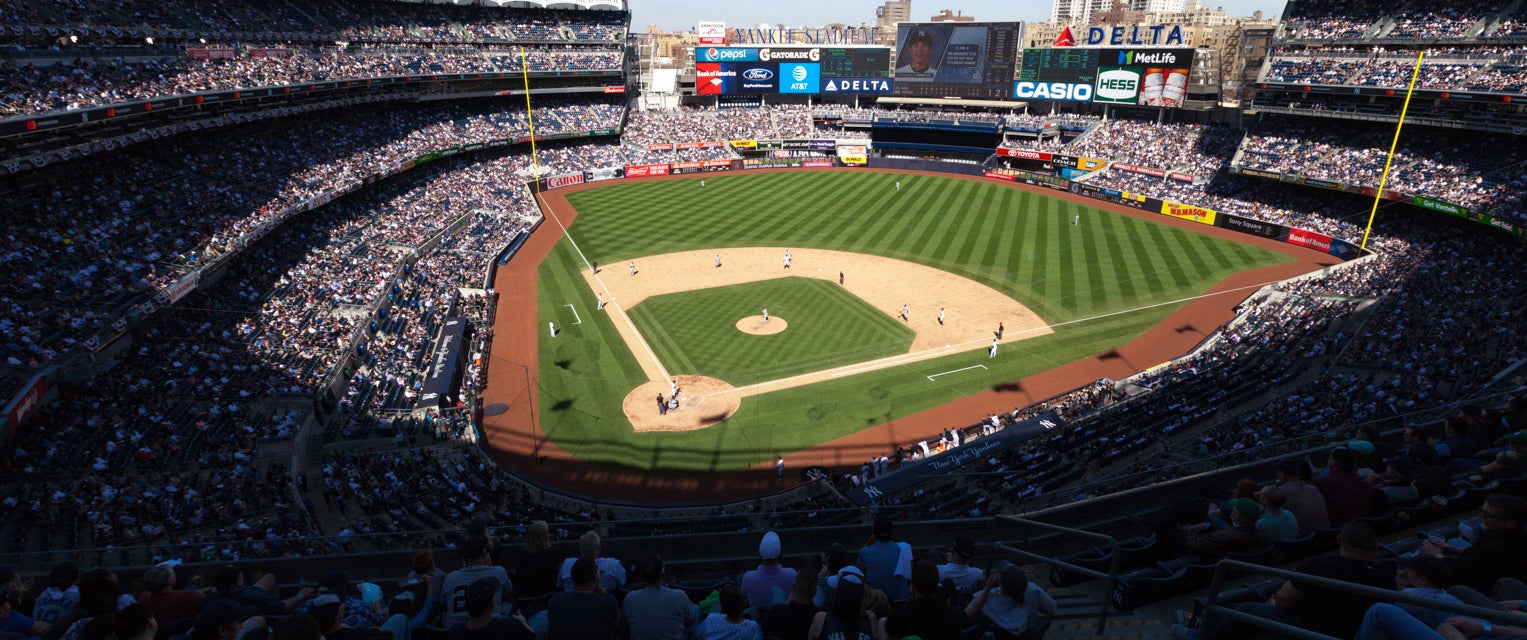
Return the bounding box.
[534,172,1289,473]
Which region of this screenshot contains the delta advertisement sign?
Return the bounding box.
[1053,24,1188,47]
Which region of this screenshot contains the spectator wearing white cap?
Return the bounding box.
[936,537,984,592]
[742,531,797,610]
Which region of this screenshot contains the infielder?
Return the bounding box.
[900,304,910,322]
[628,261,636,276]
[938,308,945,325]
[714,253,721,268]
[989,338,999,358]
[762,307,769,324]
[783,250,792,269]
[596,293,604,310]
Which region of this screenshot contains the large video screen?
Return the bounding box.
[1013,48,1196,107]
[693,46,893,95]
[890,22,1021,99]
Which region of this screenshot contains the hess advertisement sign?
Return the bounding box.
[1093,67,1140,104]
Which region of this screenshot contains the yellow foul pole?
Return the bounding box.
[1359,51,1424,251]
[520,46,541,196]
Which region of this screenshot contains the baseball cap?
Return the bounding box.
[1347,440,1375,456]
[908,28,933,45]
[828,565,864,589]
[759,531,781,560]
[1329,446,1357,468]
[464,578,499,611]
[950,537,975,560]
[1228,498,1260,522]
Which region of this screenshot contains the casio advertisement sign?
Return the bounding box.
[1013,81,1093,101]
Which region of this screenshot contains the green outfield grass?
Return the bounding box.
[628,278,915,385]
[533,171,1292,473]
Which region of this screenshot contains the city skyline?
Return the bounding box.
[632,0,1288,32]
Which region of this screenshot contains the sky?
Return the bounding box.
[630,0,1289,32]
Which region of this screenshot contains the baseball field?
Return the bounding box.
[518,171,1292,475]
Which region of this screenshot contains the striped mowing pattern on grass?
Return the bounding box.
[531,172,1291,472]
[626,278,915,386]
[563,172,1278,323]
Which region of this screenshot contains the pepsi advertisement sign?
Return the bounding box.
[698,47,758,62]
[779,62,821,93]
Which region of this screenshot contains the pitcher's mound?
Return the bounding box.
[623,375,742,433]
[736,315,788,335]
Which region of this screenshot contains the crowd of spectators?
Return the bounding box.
[1237,117,1527,222]
[0,1,625,45]
[0,45,621,117]
[0,97,622,373]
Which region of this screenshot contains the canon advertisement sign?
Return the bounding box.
[546,173,585,189]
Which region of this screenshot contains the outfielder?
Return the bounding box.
[1074,214,1080,226]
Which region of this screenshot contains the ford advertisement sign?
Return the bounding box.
[739,65,777,91]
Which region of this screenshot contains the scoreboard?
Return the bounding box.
[694,46,893,95]
[1018,48,1104,84]
[890,22,1023,100]
[1013,48,1196,106]
[820,48,892,79]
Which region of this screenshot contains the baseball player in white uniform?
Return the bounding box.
[989,338,999,358]
[900,304,910,322]
[783,250,792,270]
[762,307,769,324]
[938,308,945,325]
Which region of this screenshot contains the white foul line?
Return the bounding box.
[536,194,670,382]
[564,304,582,325]
[927,364,988,381]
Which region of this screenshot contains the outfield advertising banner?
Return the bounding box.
[1413,195,1468,218]
[1285,227,1335,253]
[1159,201,1217,226]
[624,163,671,177]
[730,139,757,150]
[997,148,1053,161]
[1217,212,1289,241]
